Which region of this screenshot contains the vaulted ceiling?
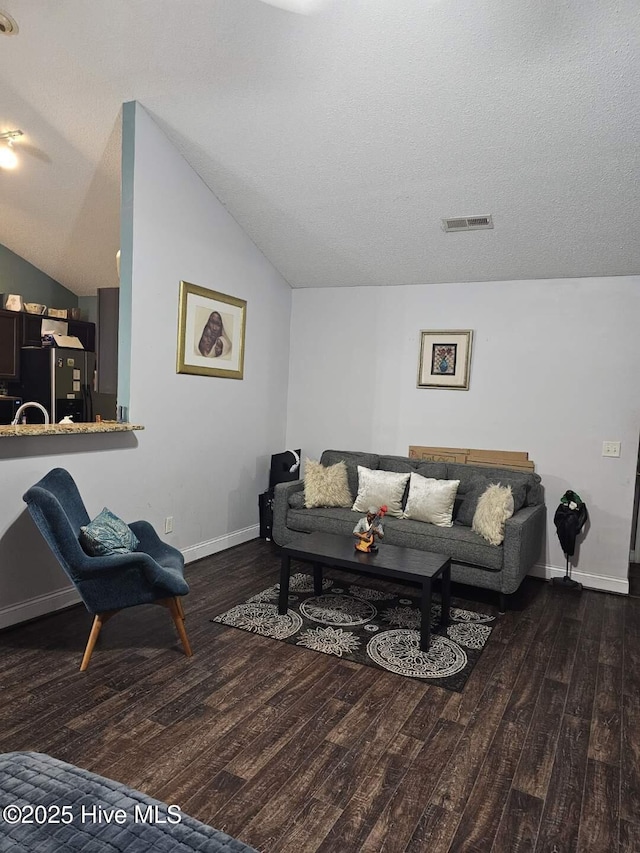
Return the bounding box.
[0,0,638,296]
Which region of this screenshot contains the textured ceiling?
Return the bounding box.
[0,0,639,296]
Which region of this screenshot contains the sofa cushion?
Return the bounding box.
[416,461,449,480]
[377,455,448,480]
[320,450,379,499]
[456,476,527,526]
[383,517,504,571]
[287,506,362,539]
[352,467,410,518]
[472,484,515,545]
[303,459,352,508]
[402,473,460,527]
[446,463,542,505]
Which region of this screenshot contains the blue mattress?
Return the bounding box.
[0,752,258,853]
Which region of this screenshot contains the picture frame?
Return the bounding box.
[176,281,246,379]
[417,329,473,390]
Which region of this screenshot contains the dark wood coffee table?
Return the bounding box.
[278,531,451,652]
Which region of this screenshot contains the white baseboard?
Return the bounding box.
[529,563,629,595]
[1,544,627,630]
[0,526,260,630]
[0,587,82,630]
[182,524,260,564]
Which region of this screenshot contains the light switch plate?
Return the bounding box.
[602,441,621,457]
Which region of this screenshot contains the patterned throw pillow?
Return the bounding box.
[472,484,515,545]
[304,459,352,508]
[401,473,460,527]
[352,466,410,518]
[79,508,140,557]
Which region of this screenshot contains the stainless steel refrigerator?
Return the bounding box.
[15,347,101,423]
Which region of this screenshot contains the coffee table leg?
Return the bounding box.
[440,562,451,628]
[313,562,323,595]
[420,580,432,652]
[279,554,291,615]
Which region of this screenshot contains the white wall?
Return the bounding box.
[286,277,640,594]
[0,103,292,628]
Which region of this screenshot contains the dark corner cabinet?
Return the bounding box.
[0,310,96,380]
[0,310,20,379]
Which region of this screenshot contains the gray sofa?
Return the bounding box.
[272,449,546,610]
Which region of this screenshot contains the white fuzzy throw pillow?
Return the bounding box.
[402,473,460,527]
[472,484,515,545]
[304,459,352,508]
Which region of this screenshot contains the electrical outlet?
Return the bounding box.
[602,441,621,458]
[164,516,173,534]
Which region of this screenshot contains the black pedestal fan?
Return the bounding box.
[553,490,588,591]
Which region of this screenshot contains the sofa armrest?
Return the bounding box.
[272,480,304,547]
[501,504,546,594]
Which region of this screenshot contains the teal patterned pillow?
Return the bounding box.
[79,507,139,556]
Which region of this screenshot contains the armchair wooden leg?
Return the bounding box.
[168,597,193,658]
[80,612,117,671]
[176,597,185,621]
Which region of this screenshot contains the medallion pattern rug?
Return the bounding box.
[212,572,497,692]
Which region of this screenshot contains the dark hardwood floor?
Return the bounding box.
[1,539,638,853]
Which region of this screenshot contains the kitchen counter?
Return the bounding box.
[0,421,144,438]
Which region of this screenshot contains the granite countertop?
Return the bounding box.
[0,422,144,438]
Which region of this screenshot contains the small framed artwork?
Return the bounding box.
[417,330,473,390]
[176,281,246,379]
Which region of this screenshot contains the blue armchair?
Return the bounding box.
[23,468,192,671]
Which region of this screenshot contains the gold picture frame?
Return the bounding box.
[417,329,473,390]
[176,281,246,379]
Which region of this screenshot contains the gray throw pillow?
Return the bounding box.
[456,477,527,527]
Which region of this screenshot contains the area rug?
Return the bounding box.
[211,572,497,692]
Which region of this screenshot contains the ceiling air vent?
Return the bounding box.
[442,214,493,232]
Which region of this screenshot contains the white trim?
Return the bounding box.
[529,563,629,595]
[0,586,81,630]
[182,525,259,564]
[0,547,626,630]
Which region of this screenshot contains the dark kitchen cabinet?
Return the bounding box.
[0,312,96,381]
[68,320,96,352]
[21,313,44,347]
[0,310,20,379]
[21,314,96,352]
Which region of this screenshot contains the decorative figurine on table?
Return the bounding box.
[353,505,387,553]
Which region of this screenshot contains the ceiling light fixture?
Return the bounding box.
[0,11,18,35]
[0,130,24,169]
